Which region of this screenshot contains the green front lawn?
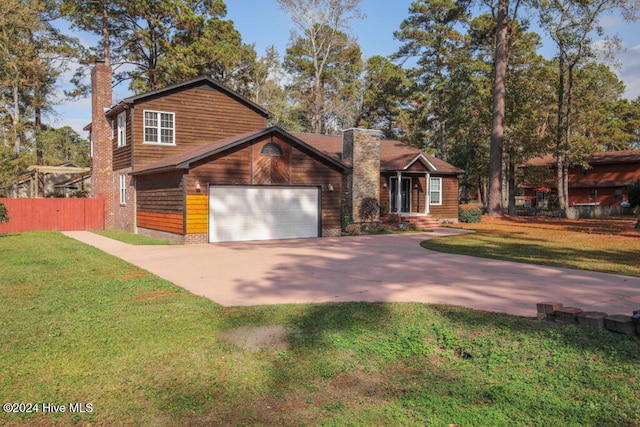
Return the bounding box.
[1,231,640,425]
[90,229,173,245]
[424,216,640,277]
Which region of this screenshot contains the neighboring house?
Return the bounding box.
[13,163,90,198]
[53,172,91,198]
[522,150,640,207]
[88,62,463,243]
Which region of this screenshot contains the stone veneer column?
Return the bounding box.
[342,128,382,223]
[90,62,115,228]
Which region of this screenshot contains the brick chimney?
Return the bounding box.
[90,61,115,228]
[343,128,382,222]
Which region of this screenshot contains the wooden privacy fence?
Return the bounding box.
[0,198,104,233]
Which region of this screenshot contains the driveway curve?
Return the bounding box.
[63,230,640,317]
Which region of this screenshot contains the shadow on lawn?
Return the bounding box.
[423,228,640,276]
[497,215,639,235]
[232,301,640,426]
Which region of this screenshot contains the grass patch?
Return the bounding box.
[90,229,172,245]
[423,216,640,277]
[2,231,640,425]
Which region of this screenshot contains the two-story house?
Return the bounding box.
[89,62,463,243]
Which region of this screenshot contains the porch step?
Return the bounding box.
[402,215,441,229]
[382,214,441,228]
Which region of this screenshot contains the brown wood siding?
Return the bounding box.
[568,162,640,185]
[186,194,208,234]
[111,111,133,170]
[253,152,271,185]
[430,175,459,218]
[413,175,427,213]
[132,88,266,170]
[380,174,390,213]
[186,144,252,191]
[181,134,344,232]
[406,161,428,173]
[251,136,292,185]
[136,170,185,216]
[290,146,343,231]
[137,211,183,234]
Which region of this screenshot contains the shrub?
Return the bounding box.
[358,197,379,223]
[0,202,9,224]
[344,223,361,235]
[341,206,352,231]
[459,204,482,223]
[627,178,640,209]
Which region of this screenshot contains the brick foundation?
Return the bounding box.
[184,233,208,244]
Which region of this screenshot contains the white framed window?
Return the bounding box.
[119,174,127,205]
[117,112,127,147]
[430,177,442,205]
[144,110,175,145]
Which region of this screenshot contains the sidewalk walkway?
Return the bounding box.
[63,230,640,317]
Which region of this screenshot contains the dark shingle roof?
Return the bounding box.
[291,132,464,174]
[133,128,464,176]
[525,150,640,167]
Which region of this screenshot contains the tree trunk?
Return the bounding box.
[487,0,509,216]
[12,85,20,155]
[555,53,567,210]
[101,0,110,66]
[508,152,516,215]
[557,156,565,210]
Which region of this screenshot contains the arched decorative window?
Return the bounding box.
[260,141,283,157]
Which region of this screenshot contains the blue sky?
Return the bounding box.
[52,0,640,136]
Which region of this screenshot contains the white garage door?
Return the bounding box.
[209,186,320,243]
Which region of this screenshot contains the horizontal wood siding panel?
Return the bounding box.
[137,211,183,234]
[136,170,185,215]
[186,148,252,192]
[430,176,459,218]
[132,88,266,169]
[290,148,343,230]
[0,198,104,233]
[568,163,640,184]
[112,111,133,169]
[186,195,208,234]
[113,145,132,170]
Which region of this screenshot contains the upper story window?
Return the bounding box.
[117,112,127,147]
[144,110,175,145]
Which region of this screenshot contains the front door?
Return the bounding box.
[390,177,411,213]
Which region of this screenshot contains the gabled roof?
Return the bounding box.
[131,127,350,176]
[291,132,464,174]
[105,76,272,119]
[525,150,640,167]
[54,173,91,188]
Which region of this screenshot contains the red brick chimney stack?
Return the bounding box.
[90,61,115,228]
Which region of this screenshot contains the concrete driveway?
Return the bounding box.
[63,230,640,317]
